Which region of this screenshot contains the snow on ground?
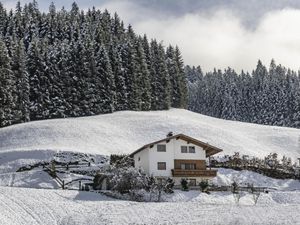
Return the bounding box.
[213,168,300,191]
[0,169,95,190]
[1,186,300,225]
[0,109,299,159]
[0,109,300,224]
[0,170,59,189]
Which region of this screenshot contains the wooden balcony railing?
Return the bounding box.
[171,169,217,177]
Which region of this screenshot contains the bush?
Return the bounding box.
[110,166,149,194]
[110,154,133,166]
[181,178,189,191]
[231,181,239,194]
[199,180,209,193]
[164,178,175,194]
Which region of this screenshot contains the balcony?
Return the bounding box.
[171,169,217,177]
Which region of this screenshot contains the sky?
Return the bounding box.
[2,0,300,72]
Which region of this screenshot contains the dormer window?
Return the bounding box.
[181,146,188,153]
[157,144,166,152]
[189,146,195,153]
[181,146,196,153]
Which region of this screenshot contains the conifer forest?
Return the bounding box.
[1,1,300,129]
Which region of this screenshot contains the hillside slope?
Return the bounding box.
[0,109,299,159]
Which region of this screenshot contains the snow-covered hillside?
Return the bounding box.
[0,109,299,159]
[1,109,300,225]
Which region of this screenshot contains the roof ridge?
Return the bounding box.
[129,133,223,157]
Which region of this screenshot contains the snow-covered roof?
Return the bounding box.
[130,133,223,157]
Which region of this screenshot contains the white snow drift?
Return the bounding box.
[0,109,299,159]
[0,186,300,225]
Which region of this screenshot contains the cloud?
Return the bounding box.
[101,2,300,72]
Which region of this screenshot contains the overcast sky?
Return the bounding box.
[3,0,300,72]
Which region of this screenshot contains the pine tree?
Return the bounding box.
[45,41,68,118]
[109,43,127,111]
[251,60,269,124]
[135,38,151,111]
[0,39,14,126]
[0,2,189,128]
[54,40,73,117]
[95,44,116,113]
[27,38,51,120]
[221,68,239,120]
[10,39,30,123]
[174,46,188,108]
[124,26,140,110]
[150,40,170,110]
[0,2,8,36]
[166,45,179,108]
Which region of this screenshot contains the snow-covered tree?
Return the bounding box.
[0,39,14,126]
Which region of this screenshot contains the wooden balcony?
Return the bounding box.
[171,169,217,177]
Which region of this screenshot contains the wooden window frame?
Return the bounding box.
[157,162,166,170]
[180,163,196,170]
[181,146,188,153]
[189,146,196,153]
[157,144,166,152]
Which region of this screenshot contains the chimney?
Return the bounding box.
[167,132,173,137]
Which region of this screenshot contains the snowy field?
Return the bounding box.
[0,109,299,159]
[0,109,300,224]
[1,186,300,225]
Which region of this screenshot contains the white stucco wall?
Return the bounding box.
[133,137,206,177]
[134,147,149,174]
[173,139,205,160]
[148,141,174,177]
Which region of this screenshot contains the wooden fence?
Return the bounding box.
[174,185,270,193]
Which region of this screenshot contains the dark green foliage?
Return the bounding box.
[0,39,15,127]
[231,181,239,194]
[0,2,188,128]
[10,39,30,123]
[174,46,188,108]
[164,178,175,194]
[27,39,51,120]
[150,40,171,110]
[110,154,134,167]
[187,60,300,128]
[199,180,209,193]
[180,178,189,191]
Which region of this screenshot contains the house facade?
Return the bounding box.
[130,133,222,186]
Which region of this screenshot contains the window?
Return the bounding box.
[180,163,196,170]
[187,163,196,170]
[181,146,195,153]
[189,146,195,153]
[189,179,196,186]
[181,163,185,170]
[157,162,166,170]
[157,144,166,152]
[181,146,187,153]
[138,157,140,161]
